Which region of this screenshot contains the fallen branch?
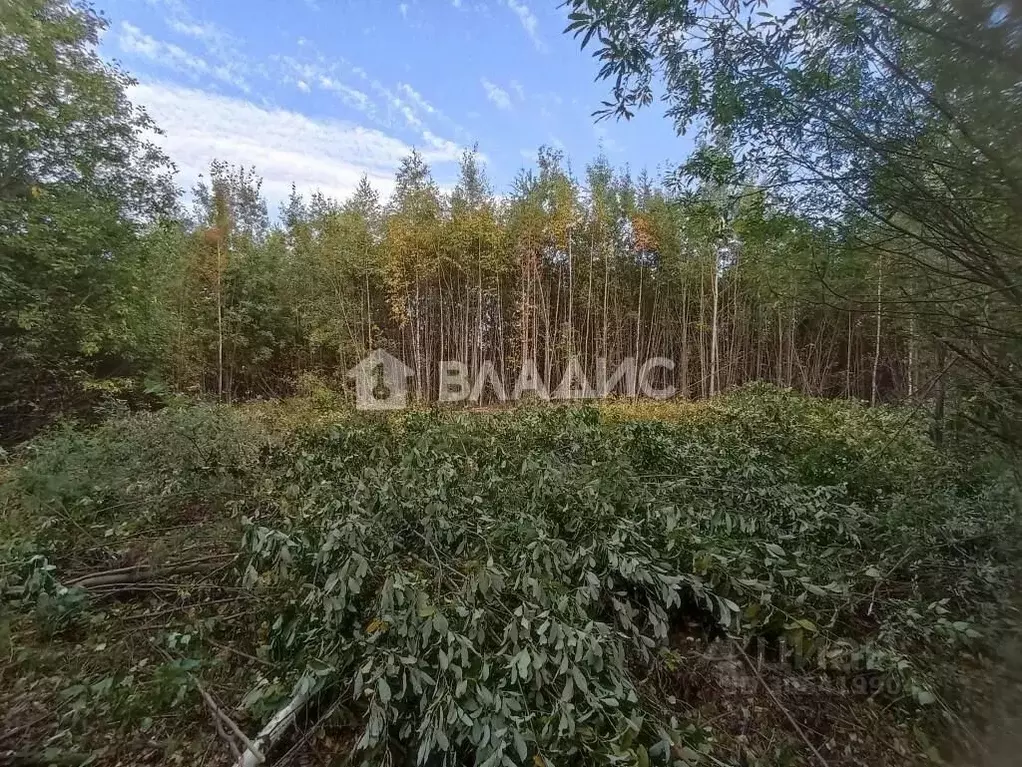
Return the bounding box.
[151,642,263,764]
[67,555,234,589]
[193,679,263,764]
[208,700,243,765]
[273,685,350,767]
[2,751,91,766]
[240,685,316,767]
[733,640,831,767]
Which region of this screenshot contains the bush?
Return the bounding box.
[4,404,266,546]
[236,395,1019,766]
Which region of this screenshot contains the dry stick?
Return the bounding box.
[2,751,91,766]
[193,681,263,764]
[210,703,243,765]
[0,711,50,744]
[152,643,264,764]
[866,546,916,618]
[732,640,831,767]
[207,639,275,668]
[68,555,235,589]
[118,595,254,624]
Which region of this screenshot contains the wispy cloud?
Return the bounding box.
[398,83,437,117]
[503,0,544,51]
[117,22,249,92]
[481,78,512,110]
[275,53,380,121]
[130,81,465,208]
[138,0,252,90]
[510,79,525,101]
[319,76,375,116]
[274,46,467,151]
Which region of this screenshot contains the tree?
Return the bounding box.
[0,0,176,439]
[564,0,1022,438]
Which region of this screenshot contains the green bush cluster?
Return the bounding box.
[2,390,1017,765]
[235,394,1018,766]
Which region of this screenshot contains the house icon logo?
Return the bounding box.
[347,349,415,410]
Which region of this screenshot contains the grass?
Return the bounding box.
[1,386,1019,766]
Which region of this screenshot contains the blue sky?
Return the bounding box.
[96,0,693,211]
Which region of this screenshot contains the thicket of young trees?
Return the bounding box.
[159,147,908,406]
[1,0,1010,443]
[564,0,1022,446]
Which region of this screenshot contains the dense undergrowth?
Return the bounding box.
[1,386,1019,766]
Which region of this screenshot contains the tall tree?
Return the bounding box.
[0,0,176,439]
[564,0,1022,437]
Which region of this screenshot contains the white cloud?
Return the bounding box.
[274,47,468,149]
[319,75,375,115]
[481,78,512,110]
[118,21,249,92]
[422,130,463,159]
[144,0,251,90]
[364,79,423,130]
[398,83,437,116]
[119,23,208,78]
[167,19,224,47]
[130,81,465,208]
[510,79,525,101]
[399,3,409,17]
[504,0,544,51]
[275,54,379,121]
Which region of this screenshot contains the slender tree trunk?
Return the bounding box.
[216,240,224,402]
[680,287,689,398]
[907,318,915,398]
[846,309,853,399]
[602,238,610,361]
[633,262,643,398]
[567,226,574,356]
[709,250,720,397]
[871,256,883,406]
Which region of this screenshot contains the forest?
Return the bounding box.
[2,2,970,440]
[2,1,1021,766]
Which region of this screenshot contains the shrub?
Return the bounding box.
[237,398,1019,766]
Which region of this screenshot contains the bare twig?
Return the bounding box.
[151,642,263,763]
[210,703,243,765]
[732,640,831,767]
[207,639,275,668]
[273,692,347,767]
[193,681,263,763]
[867,546,916,617]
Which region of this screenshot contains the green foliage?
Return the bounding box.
[231,392,1018,765]
[565,0,1022,445]
[0,0,177,440]
[6,404,264,542]
[1,393,1016,763]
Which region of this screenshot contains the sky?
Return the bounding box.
[95,0,694,212]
